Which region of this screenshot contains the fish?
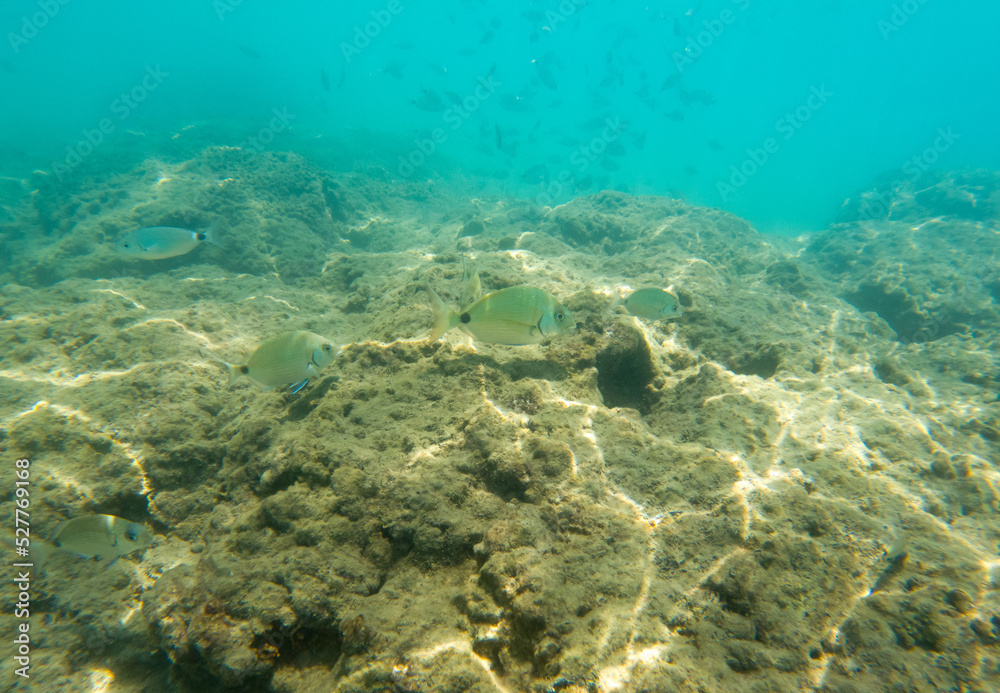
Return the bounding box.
[49,514,153,561]
[320,68,331,92]
[494,123,503,150]
[536,59,558,90]
[5,514,155,575]
[661,73,682,91]
[383,61,405,79]
[621,288,683,321]
[115,222,223,260]
[203,331,339,392]
[425,286,575,345]
[413,89,447,112]
[459,257,482,308]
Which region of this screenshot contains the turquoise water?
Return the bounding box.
[3,0,999,232]
[2,3,1000,692]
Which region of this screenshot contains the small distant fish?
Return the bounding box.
[427,62,448,76]
[683,164,699,176]
[395,40,415,50]
[320,68,331,92]
[480,29,495,44]
[413,89,447,112]
[621,288,682,321]
[495,123,503,150]
[204,331,339,393]
[707,139,723,151]
[536,60,558,90]
[425,286,575,345]
[115,223,223,260]
[661,74,682,92]
[383,61,405,79]
[6,514,154,575]
[666,109,685,122]
[236,44,262,59]
[459,257,482,308]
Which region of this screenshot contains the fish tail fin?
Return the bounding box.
[200,348,238,388]
[424,285,458,343]
[202,219,226,249]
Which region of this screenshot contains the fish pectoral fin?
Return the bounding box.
[289,378,310,394]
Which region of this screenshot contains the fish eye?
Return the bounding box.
[122,242,130,249]
[556,311,565,321]
[323,343,333,352]
[125,530,138,542]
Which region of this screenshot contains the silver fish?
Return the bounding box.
[5,513,154,573]
[49,514,153,561]
[622,288,682,321]
[204,330,339,392]
[116,222,223,260]
[426,285,574,345]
